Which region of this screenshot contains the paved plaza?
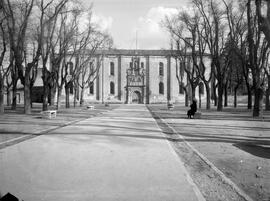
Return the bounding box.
[0,105,204,201]
[148,105,270,201]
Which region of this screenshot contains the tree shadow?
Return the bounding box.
[233,143,270,159]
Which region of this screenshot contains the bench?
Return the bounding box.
[87,105,95,110]
[167,103,174,110]
[41,110,57,119]
[193,112,202,119]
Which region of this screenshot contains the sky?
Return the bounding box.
[82,0,190,49]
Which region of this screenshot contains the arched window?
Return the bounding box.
[89,82,94,95]
[159,82,164,95]
[159,62,164,76]
[110,82,115,94]
[89,62,94,75]
[110,62,114,76]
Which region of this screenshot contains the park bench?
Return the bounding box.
[41,110,57,119]
[87,105,95,110]
[167,103,174,110]
[193,112,202,119]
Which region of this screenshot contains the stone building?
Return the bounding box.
[78,49,210,104]
[3,49,211,105]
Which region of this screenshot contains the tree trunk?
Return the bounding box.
[247,86,252,109]
[205,83,211,110]
[30,84,34,108]
[0,77,4,114]
[65,85,70,108]
[51,85,56,106]
[253,87,263,117]
[6,89,11,106]
[80,86,85,107]
[199,92,201,109]
[191,85,196,101]
[234,86,238,108]
[56,87,62,110]
[184,88,189,107]
[211,79,217,106]
[217,84,223,111]
[24,70,31,114]
[224,84,228,107]
[265,77,270,110]
[42,83,49,111]
[11,80,17,110]
[73,87,77,108]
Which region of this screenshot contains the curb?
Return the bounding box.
[151,114,206,201]
[151,110,254,201]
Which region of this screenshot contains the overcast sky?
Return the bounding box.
[82,0,190,49]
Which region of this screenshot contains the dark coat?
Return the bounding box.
[187,101,197,116]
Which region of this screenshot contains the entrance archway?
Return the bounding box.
[131,91,142,103]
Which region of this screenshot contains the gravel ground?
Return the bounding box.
[147,104,270,201]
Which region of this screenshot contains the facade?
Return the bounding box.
[79,49,210,104]
[3,49,211,105]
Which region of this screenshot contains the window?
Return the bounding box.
[89,82,94,95]
[180,61,185,76]
[89,62,94,75]
[159,62,164,76]
[159,82,164,95]
[110,82,115,95]
[110,62,114,76]
[130,62,133,69]
[141,62,144,68]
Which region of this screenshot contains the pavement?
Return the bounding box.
[0,104,118,148]
[147,104,270,201]
[0,104,205,201]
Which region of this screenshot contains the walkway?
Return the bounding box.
[0,104,204,201]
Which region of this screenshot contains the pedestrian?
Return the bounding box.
[187,98,197,119]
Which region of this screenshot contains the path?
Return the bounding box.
[0,104,204,201]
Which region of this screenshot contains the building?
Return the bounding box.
[3,49,211,105]
[75,49,210,104]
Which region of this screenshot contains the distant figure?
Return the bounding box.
[187,99,197,119]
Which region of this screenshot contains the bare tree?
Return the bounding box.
[76,32,112,107]
[222,0,250,108]
[39,0,69,111]
[164,10,201,106]
[256,0,270,45]
[202,0,228,111]
[49,5,80,109]
[247,0,269,117]
[2,0,35,111]
[0,15,8,114]
[264,57,270,110]
[173,41,189,107]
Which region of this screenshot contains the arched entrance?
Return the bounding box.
[131,91,142,103]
